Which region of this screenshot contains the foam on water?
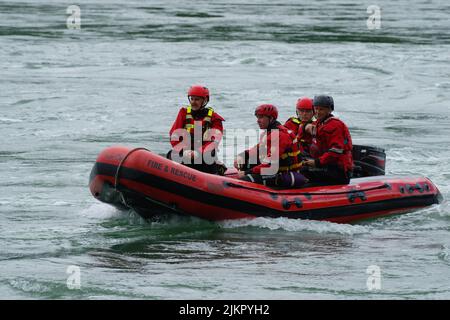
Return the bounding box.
[436,201,450,218]
[0,117,23,123]
[79,202,125,220]
[220,217,370,235]
[1,0,450,300]
[438,245,450,264]
[52,201,72,206]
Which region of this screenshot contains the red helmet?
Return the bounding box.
[188,85,209,107]
[188,85,209,99]
[296,97,313,110]
[255,104,278,120]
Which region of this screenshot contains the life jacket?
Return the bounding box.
[184,106,214,134]
[265,122,302,173]
[183,106,218,147]
[284,116,301,134]
[297,119,314,156]
[284,117,314,156]
[279,128,303,172]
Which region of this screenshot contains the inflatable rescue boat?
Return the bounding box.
[89,146,442,223]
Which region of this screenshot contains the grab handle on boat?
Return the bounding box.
[224,181,391,196]
[348,191,367,202]
[282,198,303,210]
[114,147,150,190]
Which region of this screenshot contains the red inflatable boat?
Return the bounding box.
[89,146,442,223]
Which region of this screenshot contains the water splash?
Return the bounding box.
[219,217,369,235]
[436,200,450,218]
[438,245,450,264]
[79,203,124,220]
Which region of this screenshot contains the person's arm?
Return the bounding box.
[304,123,316,136]
[316,125,345,167]
[235,144,258,171]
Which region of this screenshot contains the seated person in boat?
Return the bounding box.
[284,97,315,158]
[168,85,225,175]
[301,95,353,185]
[233,104,307,187]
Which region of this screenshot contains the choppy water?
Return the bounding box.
[1,0,449,299]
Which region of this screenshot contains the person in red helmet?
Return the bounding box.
[169,85,225,174]
[301,95,353,185]
[284,97,315,156]
[234,104,307,187]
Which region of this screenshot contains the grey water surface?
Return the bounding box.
[0,0,449,299]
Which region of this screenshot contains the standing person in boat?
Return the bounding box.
[284,97,315,157]
[301,95,353,185]
[168,85,225,174]
[233,104,307,187]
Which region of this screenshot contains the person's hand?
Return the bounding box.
[302,159,316,167]
[234,156,244,169]
[305,124,315,135]
[237,170,247,178]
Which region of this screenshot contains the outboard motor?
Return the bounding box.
[352,145,386,177]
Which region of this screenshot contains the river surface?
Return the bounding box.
[1,0,449,299]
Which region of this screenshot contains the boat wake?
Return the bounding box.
[219,217,370,235]
[80,202,125,220]
[81,204,369,236]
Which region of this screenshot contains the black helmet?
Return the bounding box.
[313,95,334,111]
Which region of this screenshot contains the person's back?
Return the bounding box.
[169,85,225,174]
